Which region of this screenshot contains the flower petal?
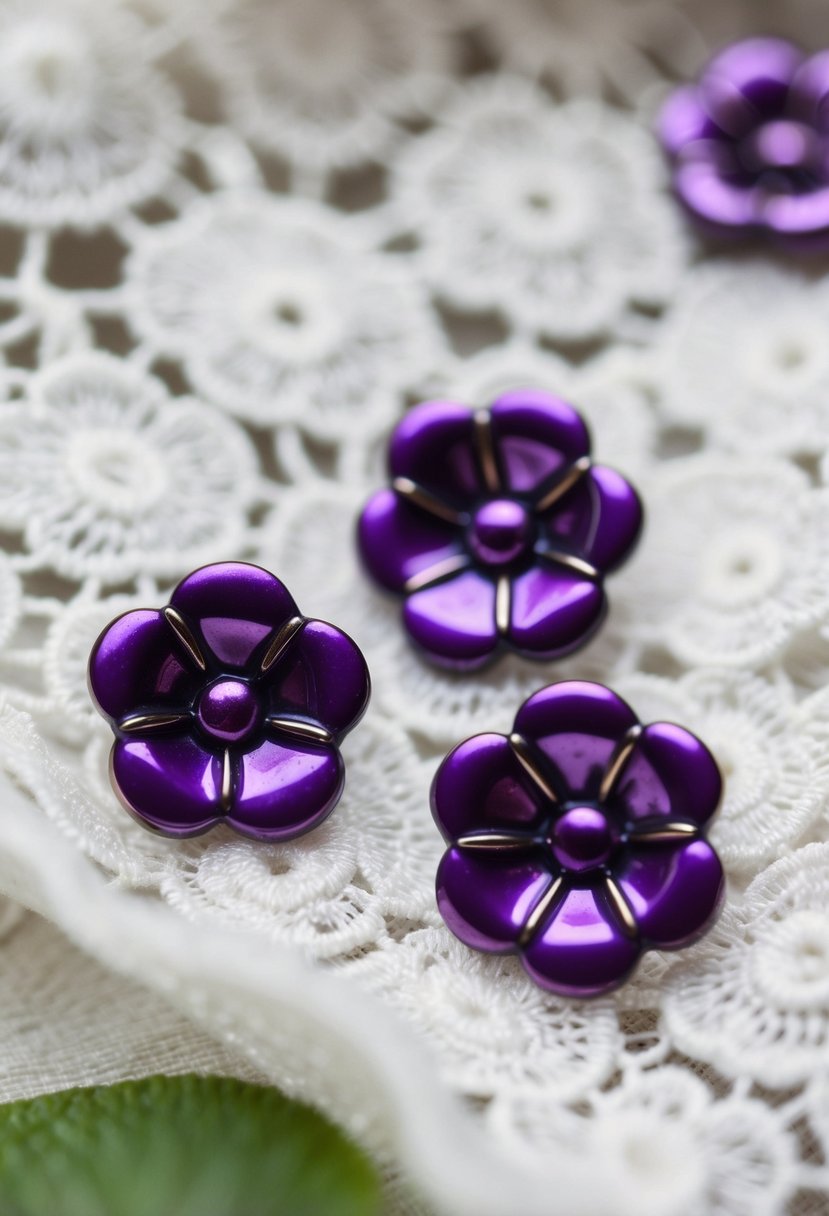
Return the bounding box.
[389,400,481,506]
[509,566,606,659]
[170,562,298,670]
[764,188,829,239]
[616,723,723,827]
[789,49,829,128]
[542,465,643,573]
[88,609,201,722]
[584,466,644,571]
[674,159,759,229]
[658,84,724,156]
[436,847,553,952]
[357,488,464,594]
[431,733,548,842]
[229,738,344,841]
[403,570,498,669]
[111,736,222,836]
[489,389,591,495]
[700,38,803,136]
[522,884,641,998]
[268,619,370,739]
[514,682,639,801]
[616,840,725,949]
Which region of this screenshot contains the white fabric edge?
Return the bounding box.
[0,768,620,1216]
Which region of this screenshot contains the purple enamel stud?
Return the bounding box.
[88,562,370,840]
[357,392,642,670]
[431,681,725,998]
[660,37,829,245]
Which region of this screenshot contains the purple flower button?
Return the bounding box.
[431,681,725,998]
[357,392,642,669]
[88,562,370,841]
[660,37,829,244]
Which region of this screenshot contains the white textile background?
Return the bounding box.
[0,1,827,1213]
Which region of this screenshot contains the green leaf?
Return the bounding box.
[0,1074,380,1216]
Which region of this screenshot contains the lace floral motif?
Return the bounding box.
[202,0,454,174]
[461,0,696,101]
[663,844,829,1087]
[0,355,258,581]
[348,926,622,1099]
[0,0,182,227]
[492,1067,800,1216]
[622,455,829,667]
[657,263,829,455]
[392,75,687,339]
[126,195,443,439]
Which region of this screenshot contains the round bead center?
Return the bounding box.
[469,498,532,567]
[742,120,822,175]
[197,678,260,744]
[552,806,615,873]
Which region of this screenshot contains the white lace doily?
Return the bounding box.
[0,2,828,1213]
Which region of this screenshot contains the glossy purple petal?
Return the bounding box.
[541,465,643,574]
[89,609,200,723]
[765,187,829,237]
[111,736,222,836]
[514,682,638,801]
[616,722,723,827]
[489,389,591,495]
[508,566,606,658]
[522,885,641,998]
[617,840,725,949]
[388,400,481,505]
[673,160,759,229]
[658,84,724,156]
[362,396,640,667]
[229,739,343,842]
[430,681,724,997]
[660,38,829,245]
[789,50,829,129]
[357,488,464,594]
[582,466,644,571]
[701,38,803,136]
[268,619,370,739]
[437,847,553,952]
[170,562,298,670]
[403,570,498,669]
[431,733,547,842]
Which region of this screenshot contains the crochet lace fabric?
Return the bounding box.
[0,1,828,1213]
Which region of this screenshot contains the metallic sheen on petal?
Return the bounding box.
[660,37,829,246]
[230,739,344,842]
[437,847,554,953]
[432,681,724,997]
[403,570,499,669]
[522,885,641,999]
[616,839,725,949]
[170,562,299,670]
[89,562,369,843]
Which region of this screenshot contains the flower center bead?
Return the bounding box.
[468,498,532,567]
[741,120,823,177]
[197,678,261,744]
[551,806,615,873]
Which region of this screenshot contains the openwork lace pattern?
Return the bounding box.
[0,1,827,1213]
